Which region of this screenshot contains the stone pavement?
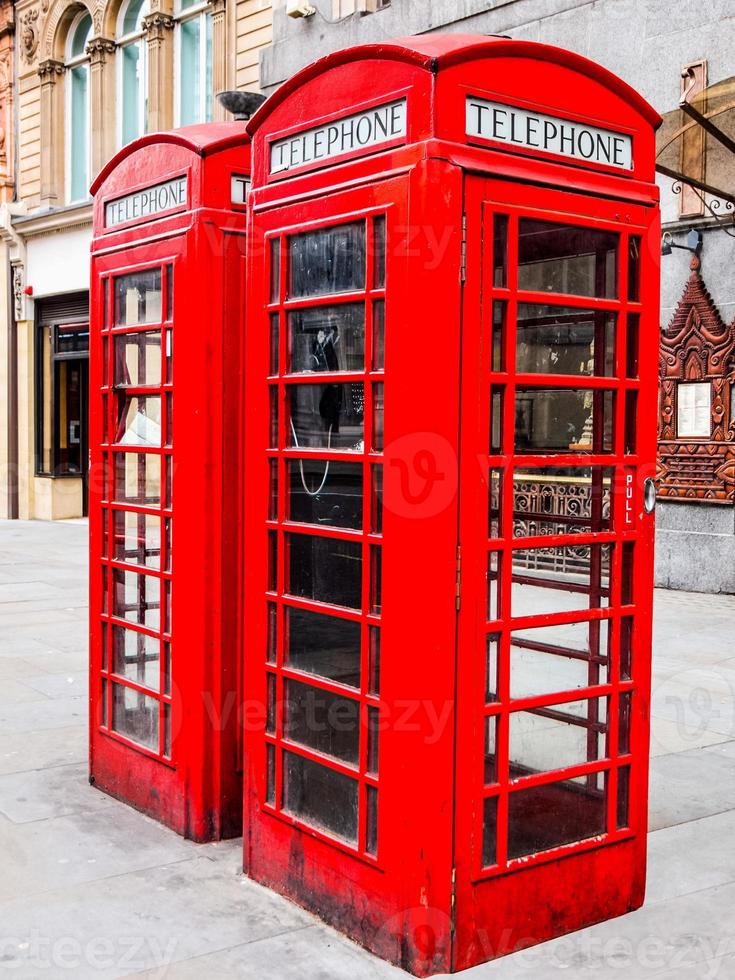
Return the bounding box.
[0,519,734,979]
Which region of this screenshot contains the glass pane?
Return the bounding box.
[285,678,360,764]
[627,237,641,301]
[286,607,361,688]
[366,785,378,856]
[372,383,384,452]
[512,466,613,537]
[484,716,498,783]
[509,697,608,779]
[511,543,611,617]
[288,222,366,299]
[116,395,162,446]
[288,459,363,529]
[493,214,508,287]
[371,465,383,534]
[677,382,711,438]
[372,299,385,370]
[270,313,279,376]
[113,452,161,505]
[283,751,358,843]
[287,533,362,609]
[121,41,143,145]
[619,692,632,755]
[510,621,609,700]
[620,616,633,681]
[617,765,631,829]
[179,16,201,126]
[487,551,501,621]
[488,468,502,537]
[56,324,89,353]
[288,382,364,451]
[112,568,160,629]
[368,626,380,695]
[112,626,160,690]
[490,387,503,453]
[70,65,89,202]
[288,304,364,373]
[514,388,614,452]
[113,510,161,569]
[373,215,386,289]
[122,0,146,34]
[491,301,505,372]
[507,777,606,860]
[626,314,639,378]
[483,796,498,866]
[115,269,162,326]
[114,331,161,386]
[518,220,618,298]
[486,633,499,701]
[370,545,382,614]
[270,238,281,303]
[266,743,276,804]
[516,305,615,376]
[70,12,92,57]
[111,682,159,751]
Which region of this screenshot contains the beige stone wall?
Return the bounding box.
[13,0,273,213]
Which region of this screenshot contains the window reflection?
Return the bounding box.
[288,222,366,299]
[285,679,360,764]
[283,751,358,843]
[287,533,362,609]
[511,543,611,618]
[286,607,361,687]
[514,388,614,452]
[507,777,606,860]
[114,268,162,325]
[509,697,608,780]
[114,331,162,387]
[516,305,615,376]
[288,460,363,529]
[288,303,364,374]
[289,383,364,451]
[116,395,162,447]
[518,220,618,298]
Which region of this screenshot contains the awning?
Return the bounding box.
[656,75,735,208]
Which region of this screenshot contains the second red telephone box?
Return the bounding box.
[243,35,661,974]
[89,124,251,841]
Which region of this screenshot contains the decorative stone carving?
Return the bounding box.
[658,261,735,503]
[37,57,64,81]
[142,11,174,40]
[11,263,24,322]
[20,6,39,63]
[86,35,116,63]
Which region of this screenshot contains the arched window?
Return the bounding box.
[65,10,93,203]
[117,0,148,146]
[174,0,212,126]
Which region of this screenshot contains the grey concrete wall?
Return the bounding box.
[261,0,735,593]
[656,502,735,594]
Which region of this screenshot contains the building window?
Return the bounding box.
[118,0,149,146]
[677,381,711,438]
[36,319,90,477]
[174,0,212,126]
[65,11,93,203]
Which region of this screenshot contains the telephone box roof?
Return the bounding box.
[246,34,661,136]
[91,122,249,195]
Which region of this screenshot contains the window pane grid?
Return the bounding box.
[96,267,174,763]
[264,216,385,860]
[477,210,642,876]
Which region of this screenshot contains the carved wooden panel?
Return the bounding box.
[658,265,735,503]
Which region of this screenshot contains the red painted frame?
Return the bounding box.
[89,124,251,841]
[244,34,660,976]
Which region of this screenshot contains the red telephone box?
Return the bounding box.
[89,124,251,841]
[243,35,661,974]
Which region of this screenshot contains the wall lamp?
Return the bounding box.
[661,229,703,256]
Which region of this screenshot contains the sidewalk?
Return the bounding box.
[0,519,734,978]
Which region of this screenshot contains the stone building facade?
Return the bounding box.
[260,0,735,593]
[0,0,272,519]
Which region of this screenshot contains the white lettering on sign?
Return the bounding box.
[105,176,188,228]
[625,471,635,525]
[466,97,633,171]
[269,98,408,175]
[231,174,250,205]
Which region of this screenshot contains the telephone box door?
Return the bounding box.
[453,175,659,966]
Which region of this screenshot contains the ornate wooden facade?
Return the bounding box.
[658,260,735,502]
